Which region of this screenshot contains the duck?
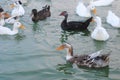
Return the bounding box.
[56,43,110,68]
[106,10,120,28]
[76,0,97,17]
[11,0,25,16]
[91,0,114,7]
[59,11,93,31]
[91,16,109,41]
[0,21,25,35]
[31,9,46,22]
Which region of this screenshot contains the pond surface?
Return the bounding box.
[0,0,120,80]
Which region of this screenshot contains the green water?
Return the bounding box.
[0,0,120,80]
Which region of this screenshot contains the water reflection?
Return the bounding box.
[60,29,90,43]
[93,40,107,51]
[32,23,40,32]
[14,33,26,42]
[78,66,109,77]
[56,62,75,75]
[56,62,109,77]
[32,23,47,43]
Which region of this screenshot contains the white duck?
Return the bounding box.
[106,10,120,28]
[0,22,25,35]
[91,0,114,7]
[76,0,96,17]
[11,0,25,16]
[91,16,109,41]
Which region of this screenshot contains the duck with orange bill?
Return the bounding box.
[56,43,111,68]
[0,21,25,35]
[91,16,109,41]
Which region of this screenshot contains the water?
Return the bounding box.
[0,0,120,80]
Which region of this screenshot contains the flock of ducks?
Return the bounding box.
[0,0,119,68]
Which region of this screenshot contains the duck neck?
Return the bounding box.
[11,26,19,35]
[96,19,102,27]
[63,14,68,23]
[66,46,73,60]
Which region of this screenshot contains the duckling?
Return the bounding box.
[56,43,110,68]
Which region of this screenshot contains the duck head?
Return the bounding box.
[31,9,37,17]
[14,22,25,30]
[94,16,102,27]
[88,2,97,15]
[59,11,68,17]
[10,0,22,8]
[56,43,73,60]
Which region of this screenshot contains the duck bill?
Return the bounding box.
[19,24,25,29]
[56,45,65,50]
[92,8,97,14]
[10,4,15,8]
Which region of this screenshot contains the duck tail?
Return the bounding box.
[47,5,50,11]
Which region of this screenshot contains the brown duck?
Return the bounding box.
[31,5,51,23]
[56,43,111,68]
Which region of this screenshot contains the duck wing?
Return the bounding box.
[66,21,84,30]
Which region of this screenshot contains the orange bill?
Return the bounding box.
[19,24,25,29]
[92,8,97,14]
[56,45,65,50]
